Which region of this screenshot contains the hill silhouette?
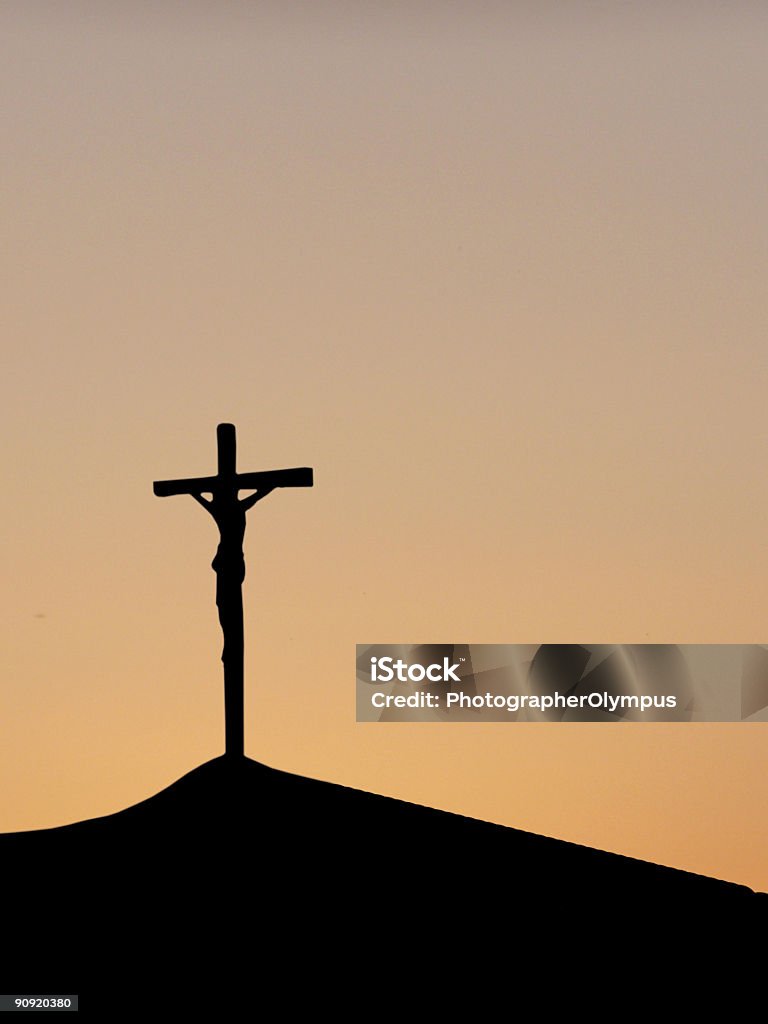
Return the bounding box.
[1,757,762,1013]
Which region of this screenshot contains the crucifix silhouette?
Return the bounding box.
[154,423,313,758]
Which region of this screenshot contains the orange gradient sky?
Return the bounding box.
[2,3,768,891]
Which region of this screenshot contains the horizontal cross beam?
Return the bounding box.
[153,466,313,497]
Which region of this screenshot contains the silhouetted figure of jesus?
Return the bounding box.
[191,486,269,669]
[154,424,313,757]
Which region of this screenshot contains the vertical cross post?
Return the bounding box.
[217,423,236,479]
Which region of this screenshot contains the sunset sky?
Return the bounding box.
[2,3,768,891]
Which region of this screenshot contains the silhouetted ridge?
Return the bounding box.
[0,756,756,896]
[2,759,761,1013]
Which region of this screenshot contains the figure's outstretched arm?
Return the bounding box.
[191,492,214,511]
[240,487,274,511]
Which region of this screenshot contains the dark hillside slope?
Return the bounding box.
[1,757,761,1012]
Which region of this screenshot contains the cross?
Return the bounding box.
[154,423,313,758]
